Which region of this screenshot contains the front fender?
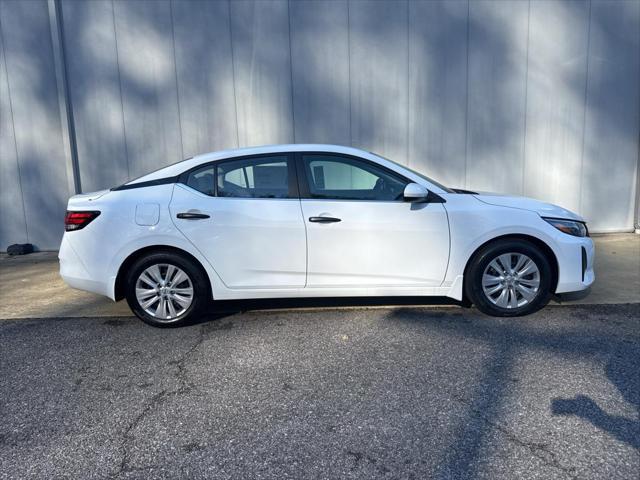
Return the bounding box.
[442,196,566,297]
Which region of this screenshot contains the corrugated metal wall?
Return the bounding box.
[1,0,639,250]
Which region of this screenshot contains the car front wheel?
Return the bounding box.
[125,251,209,327]
[465,239,553,317]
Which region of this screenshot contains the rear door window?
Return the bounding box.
[185,166,215,196]
[216,156,291,198]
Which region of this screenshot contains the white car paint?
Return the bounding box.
[170,185,307,289]
[59,144,594,304]
[473,193,584,222]
[299,199,449,287]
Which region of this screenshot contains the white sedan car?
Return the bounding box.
[59,144,594,327]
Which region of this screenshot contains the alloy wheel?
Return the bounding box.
[135,263,194,322]
[481,252,541,309]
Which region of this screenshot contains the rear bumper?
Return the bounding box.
[59,235,113,298]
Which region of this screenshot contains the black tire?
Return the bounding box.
[465,239,553,317]
[124,250,209,327]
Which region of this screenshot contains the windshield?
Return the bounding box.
[371,153,454,193]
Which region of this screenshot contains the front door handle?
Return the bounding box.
[309,216,341,223]
[177,212,210,220]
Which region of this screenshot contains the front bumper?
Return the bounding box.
[554,236,595,294]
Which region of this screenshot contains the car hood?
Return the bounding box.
[472,192,585,222]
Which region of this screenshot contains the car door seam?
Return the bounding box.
[441,202,453,288]
[298,198,309,289]
[169,184,230,289]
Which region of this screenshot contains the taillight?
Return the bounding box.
[64,211,100,231]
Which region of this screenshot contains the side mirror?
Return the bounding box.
[403,183,429,202]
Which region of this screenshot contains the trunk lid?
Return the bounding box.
[67,189,110,208]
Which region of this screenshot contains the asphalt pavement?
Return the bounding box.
[1,304,638,479]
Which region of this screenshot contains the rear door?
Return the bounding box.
[297,153,450,288]
[170,154,306,289]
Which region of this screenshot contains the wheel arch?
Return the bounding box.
[462,234,560,299]
[114,245,212,301]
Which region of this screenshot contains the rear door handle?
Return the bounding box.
[309,216,341,223]
[177,212,210,220]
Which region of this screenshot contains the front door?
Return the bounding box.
[170,154,306,289]
[297,154,450,288]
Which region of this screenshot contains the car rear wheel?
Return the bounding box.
[125,251,208,327]
[465,239,553,317]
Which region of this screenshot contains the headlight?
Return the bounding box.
[543,217,588,237]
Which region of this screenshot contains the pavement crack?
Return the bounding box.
[169,324,206,394]
[111,326,206,478]
[114,389,169,478]
[450,393,578,479]
[345,449,391,475]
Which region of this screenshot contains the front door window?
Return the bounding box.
[302,155,407,201]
